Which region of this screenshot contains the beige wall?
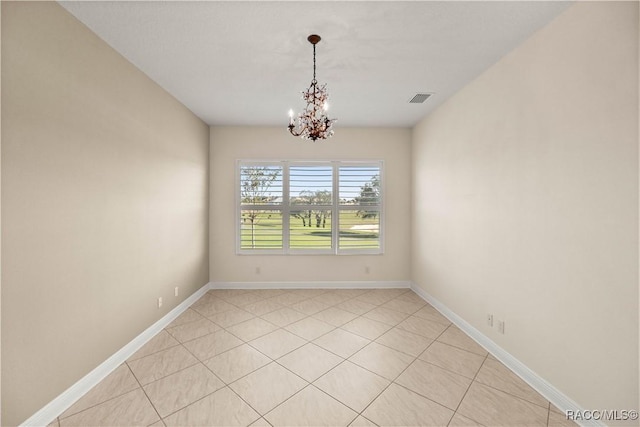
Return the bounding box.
[1,3,209,425]
[412,1,638,418]
[210,126,411,284]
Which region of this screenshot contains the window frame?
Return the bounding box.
[236,159,384,255]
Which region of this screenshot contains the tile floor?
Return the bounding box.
[49,288,577,426]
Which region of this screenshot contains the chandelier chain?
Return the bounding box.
[312,43,317,106]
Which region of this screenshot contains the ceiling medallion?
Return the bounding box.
[288,34,336,141]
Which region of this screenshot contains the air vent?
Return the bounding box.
[409,93,433,104]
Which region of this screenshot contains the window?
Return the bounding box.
[238,160,383,255]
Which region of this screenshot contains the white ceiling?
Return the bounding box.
[59,1,571,128]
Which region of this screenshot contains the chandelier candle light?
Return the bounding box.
[288,34,336,141]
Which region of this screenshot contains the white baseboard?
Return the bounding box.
[410,283,605,427]
[211,280,411,290]
[20,282,212,427]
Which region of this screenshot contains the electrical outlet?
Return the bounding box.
[158,297,163,308]
[365,266,370,274]
[255,266,261,274]
[487,314,493,327]
[497,320,505,334]
[174,286,179,297]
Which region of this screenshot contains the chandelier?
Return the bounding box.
[288,34,336,141]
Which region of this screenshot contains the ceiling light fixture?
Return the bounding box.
[288,34,336,141]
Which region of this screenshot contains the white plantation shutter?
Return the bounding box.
[289,165,333,250]
[237,160,383,254]
[338,166,381,252]
[239,165,284,250]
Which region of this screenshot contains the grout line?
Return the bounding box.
[472,375,552,410]
[259,382,313,422]
[57,366,141,421]
[351,320,438,420]
[126,331,184,363]
[474,354,551,410]
[448,354,491,426]
[124,362,163,425]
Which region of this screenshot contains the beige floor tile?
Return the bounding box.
[448,412,485,426]
[63,287,562,427]
[268,291,312,306]
[287,289,329,298]
[166,309,204,329]
[314,361,390,412]
[395,359,472,410]
[229,362,307,414]
[143,363,224,417]
[166,318,221,343]
[208,288,250,299]
[59,389,159,426]
[47,418,60,427]
[413,305,452,326]
[396,315,449,339]
[285,316,335,340]
[362,383,454,427]
[190,292,218,307]
[437,326,488,356]
[355,291,395,306]
[336,299,378,315]
[226,317,279,342]
[394,291,427,305]
[312,307,359,327]
[249,329,306,359]
[191,298,237,317]
[550,404,563,414]
[377,289,410,298]
[128,330,180,362]
[182,329,243,361]
[456,382,548,426]
[253,289,288,299]
[313,328,371,358]
[349,342,414,380]
[334,289,369,298]
[277,343,343,382]
[207,307,254,328]
[61,364,139,419]
[290,299,331,315]
[264,385,357,427]
[163,386,260,426]
[127,345,199,385]
[363,307,409,326]
[474,358,548,408]
[349,415,379,426]
[260,307,307,327]
[205,343,272,383]
[243,299,285,316]
[224,291,268,306]
[380,298,425,315]
[375,327,432,357]
[310,292,353,306]
[340,317,392,340]
[419,341,486,379]
[249,417,272,427]
[548,410,579,427]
